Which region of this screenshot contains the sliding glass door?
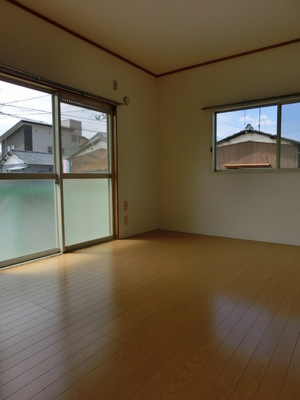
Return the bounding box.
[59,96,114,249]
[0,77,116,268]
[0,80,59,267]
[63,179,112,247]
[0,179,59,266]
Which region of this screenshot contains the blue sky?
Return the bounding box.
[281,102,300,140]
[216,105,277,140]
[216,103,300,142]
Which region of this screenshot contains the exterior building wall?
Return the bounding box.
[69,148,107,173]
[280,143,300,168]
[1,121,86,158]
[216,142,298,170]
[61,129,86,157]
[32,125,53,152]
[3,128,25,153]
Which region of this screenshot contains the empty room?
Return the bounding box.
[1,0,300,399]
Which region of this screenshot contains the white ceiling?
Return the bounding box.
[14,0,300,76]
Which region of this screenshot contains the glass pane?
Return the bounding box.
[60,102,110,173]
[216,106,277,170]
[280,102,300,168]
[0,180,58,263]
[0,80,54,173]
[63,179,112,246]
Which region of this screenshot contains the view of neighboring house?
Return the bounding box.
[0,118,108,173]
[67,132,107,173]
[0,119,87,157]
[217,127,300,169]
[0,149,54,173]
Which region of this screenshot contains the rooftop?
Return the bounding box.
[1,149,54,166]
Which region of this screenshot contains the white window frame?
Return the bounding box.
[213,99,300,172]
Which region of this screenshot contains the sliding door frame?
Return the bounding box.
[0,69,119,267]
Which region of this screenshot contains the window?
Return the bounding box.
[60,100,110,174]
[0,82,53,173]
[214,100,300,171]
[59,95,114,247]
[0,74,116,268]
[280,102,300,168]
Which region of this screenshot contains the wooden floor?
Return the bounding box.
[1,230,300,400]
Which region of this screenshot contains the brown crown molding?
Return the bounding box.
[157,38,300,77]
[6,0,300,78]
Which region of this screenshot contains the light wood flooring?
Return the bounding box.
[1,230,300,400]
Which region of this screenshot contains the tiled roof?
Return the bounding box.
[10,150,54,165]
[217,129,300,145]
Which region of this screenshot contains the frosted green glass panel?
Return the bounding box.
[0,180,58,263]
[63,179,112,246]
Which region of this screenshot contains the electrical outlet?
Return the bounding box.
[124,215,128,225]
[113,80,118,91]
[124,201,128,211]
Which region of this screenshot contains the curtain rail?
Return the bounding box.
[202,92,300,111]
[0,64,122,107]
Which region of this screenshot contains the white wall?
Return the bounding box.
[158,43,300,245]
[32,125,52,153]
[1,2,300,246]
[0,1,158,238]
